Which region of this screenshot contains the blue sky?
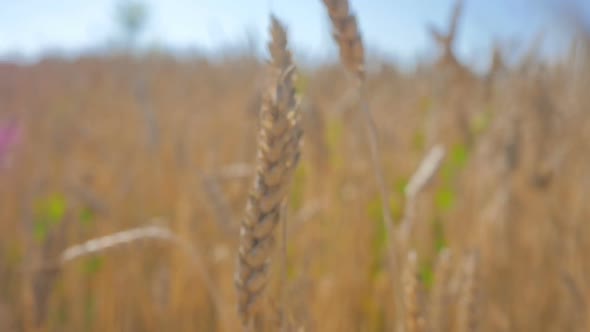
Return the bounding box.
[0,0,587,68]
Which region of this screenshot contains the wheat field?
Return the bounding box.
[1,1,590,331]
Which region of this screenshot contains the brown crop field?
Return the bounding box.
[1,0,590,331]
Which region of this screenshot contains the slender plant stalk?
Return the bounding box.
[400,144,445,243]
[321,0,393,244]
[320,0,402,327]
[403,250,425,332]
[234,15,303,328]
[457,251,480,332]
[199,172,237,236]
[280,201,289,331]
[430,249,453,332]
[358,86,394,233]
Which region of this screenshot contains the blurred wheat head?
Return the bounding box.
[234,15,303,328]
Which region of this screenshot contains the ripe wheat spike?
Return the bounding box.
[234,15,303,327]
[322,0,365,81]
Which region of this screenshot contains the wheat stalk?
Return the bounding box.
[199,172,238,236]
[403,251,425,332]
[429,249,453,332]
[234,15,303,327]
[59,225,175,263]
[320,0,393,235]
[404,145,446,199]
[320,0,404,327]
[457,251,480,332]
[399,144,446,243]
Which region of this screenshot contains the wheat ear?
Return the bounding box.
[322,0,365,80]
[235,16,303,326]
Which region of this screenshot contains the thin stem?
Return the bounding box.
[358,82,404,330]
[358,83,393,233]
[280,200,289,331]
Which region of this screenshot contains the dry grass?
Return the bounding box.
[0,2,590,332]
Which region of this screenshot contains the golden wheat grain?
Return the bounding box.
[234,15,303,327]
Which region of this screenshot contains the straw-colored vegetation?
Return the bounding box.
[235,16,302,329]
[1,1,590,331]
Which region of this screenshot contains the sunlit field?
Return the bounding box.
[1,1,590,331]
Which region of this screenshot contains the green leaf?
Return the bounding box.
[395,178,408,196]
[390,196,403,222]
[420,262,435,290]
[79,207,95,226]
[295,72,309,96]
[4,242,23,267]
[289,165,306,211]
[412,130,425,151]
[471,109,493,136]
[370,205,388,277]
[326,118,343,153]
[432,218,447,252]
[84,256,104,276]
[450,143,469,169]
[36,194,67,225]
[34,222,50,242]
[440,143,470,185]
[84,295,96,329]
[367,196,384,224]
[435,188,455,212]
[33,193,67,242]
